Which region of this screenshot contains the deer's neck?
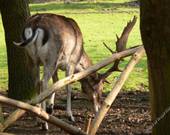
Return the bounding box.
[76,51,98,83]
[76,51,93,72]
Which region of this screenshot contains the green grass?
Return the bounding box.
[0,15,7,91]
[0,0,148,92]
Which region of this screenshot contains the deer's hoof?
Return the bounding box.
[41,122,49,131]
[68,115,75,122]
[46,104,54,114]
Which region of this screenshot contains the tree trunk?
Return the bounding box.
[140,1,170,135]
[0,0,38,100]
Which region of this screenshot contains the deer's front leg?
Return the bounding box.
[66,63,76,122]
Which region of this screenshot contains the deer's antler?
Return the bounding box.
[100,16,137,79]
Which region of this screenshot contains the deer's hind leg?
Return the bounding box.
[40,65,56,130]
[46,69,58,114]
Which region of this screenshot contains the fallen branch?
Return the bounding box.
[0,109,26,132]
[85,117,92,134]
[88,47,145,135]
[0,95,86,135]
[0,45,142,132]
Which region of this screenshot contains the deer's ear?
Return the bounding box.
[98,73,110,83]
[100,78,110,84]
[97,74,110,84]
[97,73,103,79]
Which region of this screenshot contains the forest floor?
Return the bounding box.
[2,90,152,135]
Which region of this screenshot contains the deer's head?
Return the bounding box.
[80,16,137,113]
[81,73,105,113]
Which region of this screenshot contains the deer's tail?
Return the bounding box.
[13,27,49,47]
[13,27,38,47]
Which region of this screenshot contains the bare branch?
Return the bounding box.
[85,116,92,134]
[0,132,16,135]
[0,95,86,135]
[88,46,145,135]
[0,109,26,132]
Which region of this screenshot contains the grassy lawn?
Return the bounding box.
[0,0,148,92]
[0,15,7,90]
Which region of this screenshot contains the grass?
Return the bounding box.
[0,0,148,92]
[0,15,7,91]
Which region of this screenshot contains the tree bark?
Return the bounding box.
[140,1,170,134]
[0,0,38,100]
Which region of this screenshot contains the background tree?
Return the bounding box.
[64,0,71,4]
[88,0,96,3]
[140,0,170,135]
[0,0,38,100]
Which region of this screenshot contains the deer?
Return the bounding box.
[14,13,133,130]
[13,13,103,130]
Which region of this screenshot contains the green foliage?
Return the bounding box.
[0,0,148,92]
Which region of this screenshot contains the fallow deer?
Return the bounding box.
[14,13,130,130]
[14,13,105,130]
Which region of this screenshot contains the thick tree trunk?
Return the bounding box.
[0,0,38,100]
[140,1,170,135]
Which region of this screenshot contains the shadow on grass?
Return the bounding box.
[30,1,139,13]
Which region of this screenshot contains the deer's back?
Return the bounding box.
[23,13,83,69]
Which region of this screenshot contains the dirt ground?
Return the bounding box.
[2,90,151,135]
